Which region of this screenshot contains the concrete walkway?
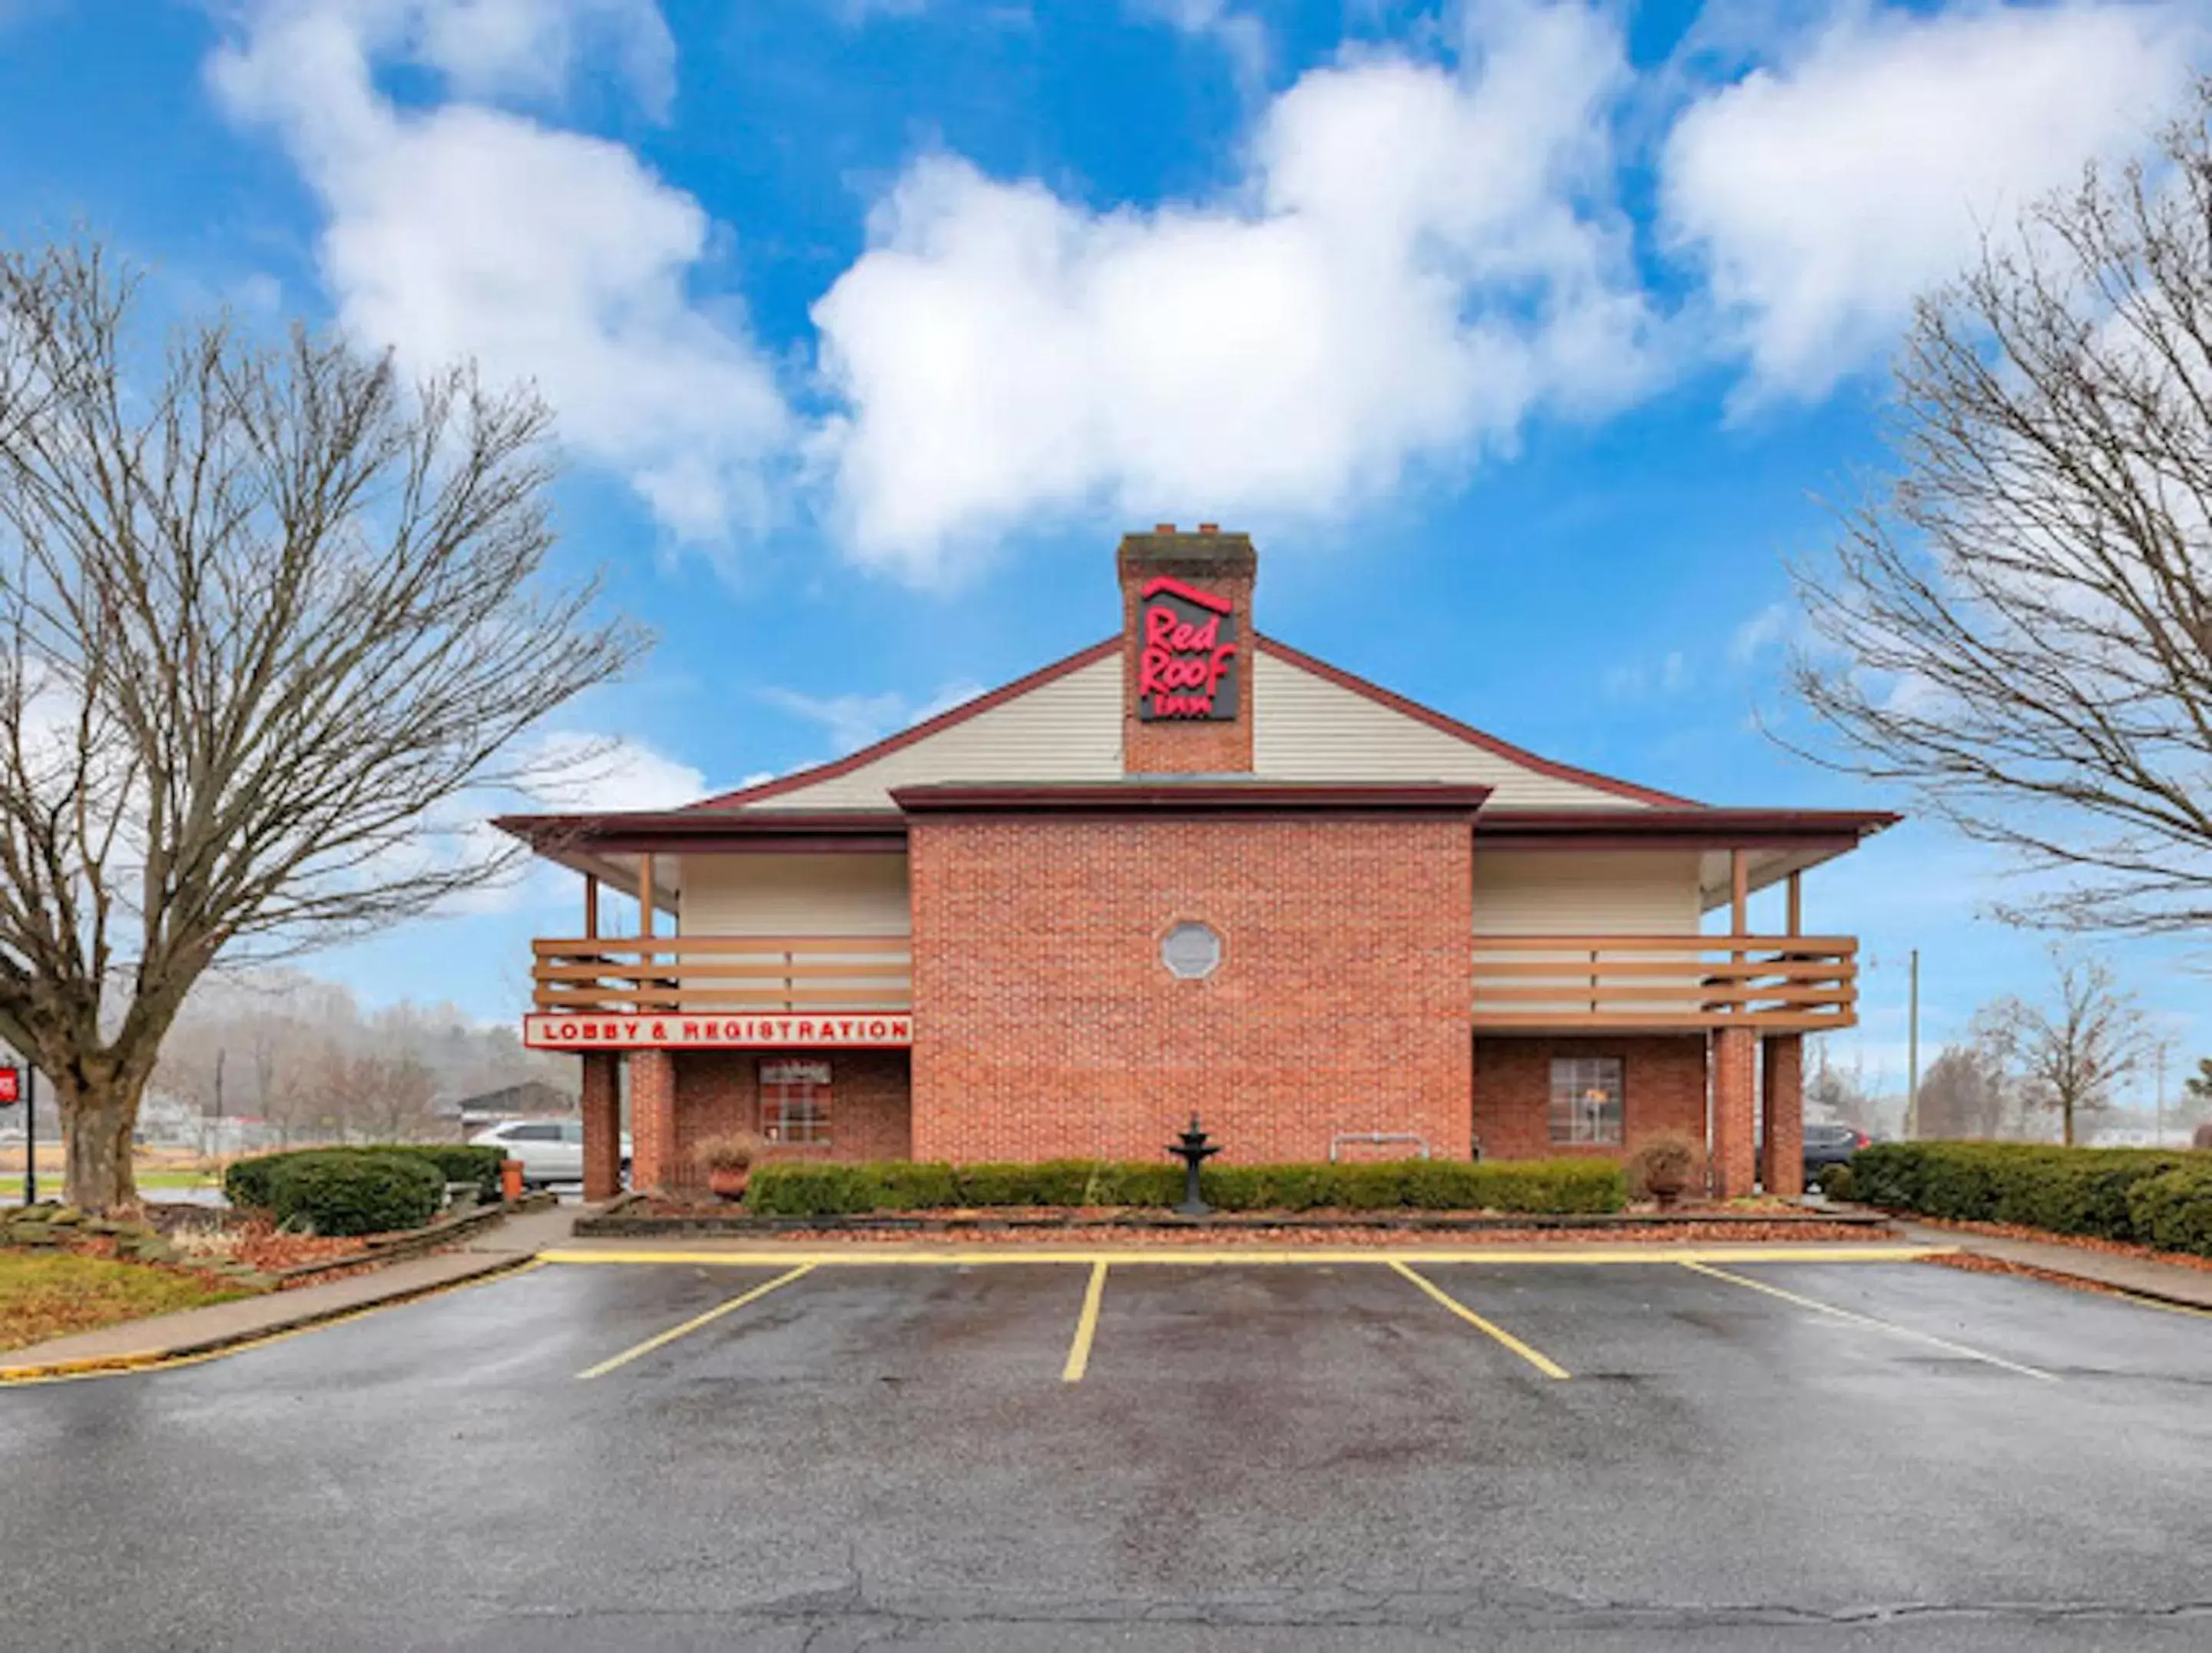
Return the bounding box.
[1896,1219,2212,1312]
[0,1204,577,1380]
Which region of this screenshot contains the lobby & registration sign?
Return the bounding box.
[523,1013,913,1051]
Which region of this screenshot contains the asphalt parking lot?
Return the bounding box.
[5,1251,2211,1651]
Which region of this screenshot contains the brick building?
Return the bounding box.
[497,528,1892,1201]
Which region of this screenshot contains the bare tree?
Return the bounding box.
[0,240,646,1209]
[1975,950,2152,1145]
[1914,1041,2016,1140]
[1786,87,2212,934]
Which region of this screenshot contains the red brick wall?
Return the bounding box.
[667,1050,912,1184]
[580,1052,621,1200]
[631,1047,677,1194]
[1711,1026,1757,1198]
[909,817,1472,1163]
[1761,1032,1804,1196]
[1472,1035,1709,1162]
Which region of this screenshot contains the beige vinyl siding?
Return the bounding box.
[677,853,911,936]
[741,654,1122,810]
[1472,851,1701,935]
[1253,650,1653,808]
[1472,851,1701,1018]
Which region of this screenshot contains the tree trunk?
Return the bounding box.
[58,1072,146,1212]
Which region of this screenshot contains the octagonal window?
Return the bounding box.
[1161,921,1223,979]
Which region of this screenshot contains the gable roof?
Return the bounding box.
[679,631,1696,815]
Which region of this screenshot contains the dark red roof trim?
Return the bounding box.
[1474,808,1897,849]
[1253,635,1701,809]
[680,635,1121,812]
[492,810,906,854]
[891,781,1492,820]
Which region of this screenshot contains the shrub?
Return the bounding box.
[694,1131,765,1174]
[1624,1131,1704,1201]
[2129,1166,2212,1257]
[398,1145,508,1204]
[743,1156,1625,1217]
[224,1144,506,1210]
[1816,1163,1856,1201]
[266,1150,445,1237]
[1847,1141,2209,1244]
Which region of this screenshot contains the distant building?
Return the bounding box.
[454,1079,578,1134]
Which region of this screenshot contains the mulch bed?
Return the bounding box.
[604,1200,1884,1247]
[1919,1249,2210,1308]
[1906,1216,2212,1274]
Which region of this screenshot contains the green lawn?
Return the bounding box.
[133,1169,220,1191]
[0,1252,253,1353]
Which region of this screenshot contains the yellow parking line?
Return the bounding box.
[1061,1260,1108,1383]
[575,1263,815,1380]
[1681,1261,2058,1382]
[1389,1260,1569,1380]
[539,1244,1945,1269]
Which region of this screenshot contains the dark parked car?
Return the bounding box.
[1803,1121,1871,1184]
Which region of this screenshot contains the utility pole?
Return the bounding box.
[2155,1042,2167,1148]
[22,1061,35,1204]
[1905,948,1921,1140]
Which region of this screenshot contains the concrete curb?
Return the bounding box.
[1894,1220,2212,1314]
[0,1254,537,1383]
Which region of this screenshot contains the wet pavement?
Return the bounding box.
[5,1255,2210,1651]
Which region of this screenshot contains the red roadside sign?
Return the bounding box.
[0,1068,17,1105]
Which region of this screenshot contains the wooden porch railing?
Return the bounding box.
[1471,935,1858,1032]
[530,936,913,1015]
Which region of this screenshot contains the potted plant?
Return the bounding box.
[1627,1131,1703,1211]
[696,1131,764,1201]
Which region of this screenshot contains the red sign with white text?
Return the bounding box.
[1136,576,1238,720]
[523,1014,911,1051]
[0,1068,17,1105]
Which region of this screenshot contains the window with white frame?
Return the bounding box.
[1548,1056,1624,1145]
[760,1058,832,1145]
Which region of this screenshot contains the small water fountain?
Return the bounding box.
[1167,1115,1221,1217]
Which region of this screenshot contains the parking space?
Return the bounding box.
[6,1251,2212,1650]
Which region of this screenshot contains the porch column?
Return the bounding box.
[1761,1033,1805,1197]
[630,1047,678,1195]
[581,1051,621,1201]
[1710,1026,1757,1199]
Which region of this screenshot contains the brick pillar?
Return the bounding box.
[631,1048,677,1196]
[1710,1027,1757,1199]
[1761,1033,1805,1197]
[581,1052,621,1201]
[1118,526,1257,773]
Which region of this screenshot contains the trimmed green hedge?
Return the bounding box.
[224,1144,508,1212]
[1849,1141,2212,1245]
[747,1157,1626,1217]
[2128,1165,2212,1257]
[266,1150,446,1237]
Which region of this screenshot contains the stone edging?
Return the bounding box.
[270,1191,558,1284]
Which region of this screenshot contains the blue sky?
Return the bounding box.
[3,0,2208,1108]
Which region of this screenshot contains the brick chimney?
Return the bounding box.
[1118,524,1257,773]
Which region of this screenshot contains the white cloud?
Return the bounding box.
[808,0,1659,581]
[1133,0,1270,91]
[210,1,789,546]
[1730,600,1791,663]
[515,730,707,811]
[1663,1,2202,402]
[760,681,987,754]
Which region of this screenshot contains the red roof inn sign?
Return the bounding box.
[524,1014,912,1051]
[1137,577,1238,720]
